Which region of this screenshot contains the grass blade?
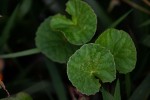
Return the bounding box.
[0,0,32,48]
[101,88,114,100]
[139,19,150,27]
[45,59,68,100]
[18,0,32,19]
[129,74,150,100]
[109,10,133,28]
[0,5,19,47]
[125,74,132,97]
[85,0,112,28]
[122,0,150,15]
[114,80,121,100]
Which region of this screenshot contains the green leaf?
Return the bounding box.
[50,0,97,45]
[67,43,116,95]
[101,88,114,100]
[95,28,137,74]
[35,16,77,63]
[114,80,121,100]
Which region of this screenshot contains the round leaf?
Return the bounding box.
[50,0,97,45]
[35,17,77,63]
[67,43,116,95]
[95,28,137,74]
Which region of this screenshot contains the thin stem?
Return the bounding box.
[143,0,150,7]
[125,73,131,98]
[0,48,41,59]
[122,0,150,15]
[0,80,10,97]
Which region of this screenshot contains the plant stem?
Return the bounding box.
[109,9,133,28]
[122,0,150,15]
[0,48,41,59]
[125,73,131,98]
[143,0,150,7]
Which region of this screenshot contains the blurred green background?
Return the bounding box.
[0,0,150,100]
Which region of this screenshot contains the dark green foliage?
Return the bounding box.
[0,0,149,100]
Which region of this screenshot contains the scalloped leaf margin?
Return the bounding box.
[67,43,116,95]
[50,0,97,45]
[35,17,77,63]
[95,28,137,74]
